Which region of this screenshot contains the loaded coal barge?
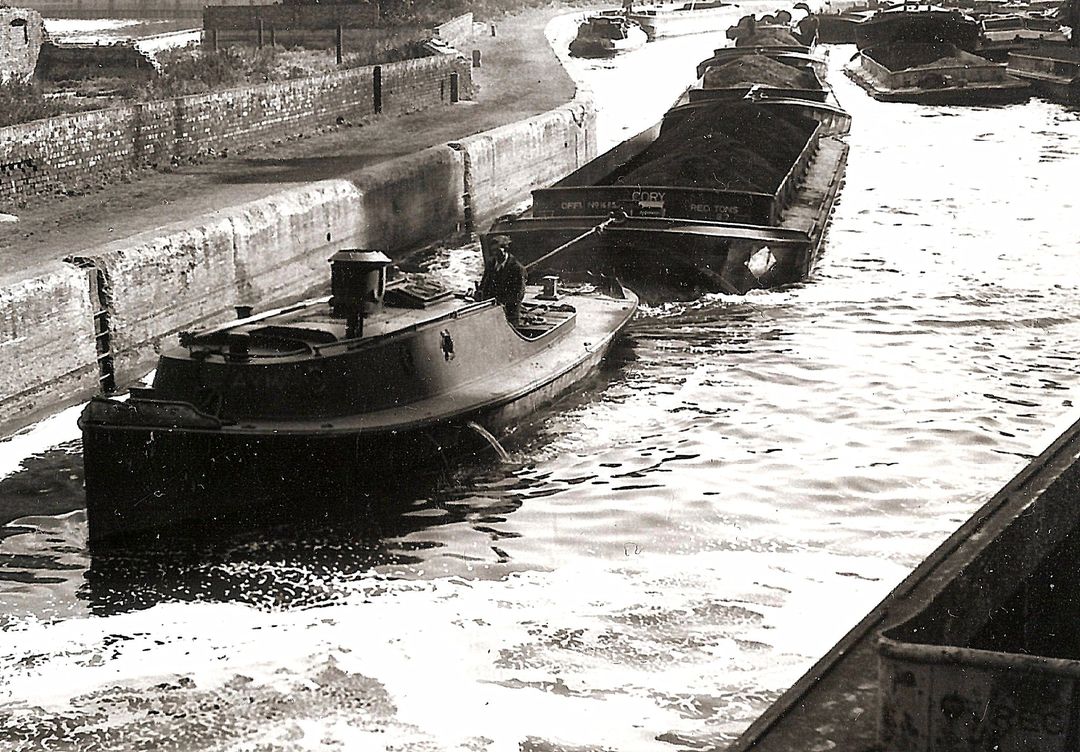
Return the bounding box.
[482,47,850,297]
[845,2,1030,103]
[79,251,638,544]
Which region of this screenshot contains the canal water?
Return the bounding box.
[3,20,1080,752]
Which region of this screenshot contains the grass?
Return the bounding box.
[0,80,104,128]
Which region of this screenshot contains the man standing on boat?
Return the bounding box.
[478,235,527,326]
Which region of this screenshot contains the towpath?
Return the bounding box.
[0,7,578,284]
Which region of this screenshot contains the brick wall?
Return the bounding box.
[381,55,472,116]
[0,8,45,83]
[0,54,471,205]
[206,25,430,53]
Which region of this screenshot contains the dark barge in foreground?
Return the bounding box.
[729,407,1080,752]
[79,251,637,544]
[483,93,849,297]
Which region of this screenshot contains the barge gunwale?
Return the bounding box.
[628,1,736,40]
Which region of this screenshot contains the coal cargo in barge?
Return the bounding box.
[483,90,850,297]
[79,251,638,544]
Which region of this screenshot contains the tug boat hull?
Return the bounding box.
[80,278,638,544]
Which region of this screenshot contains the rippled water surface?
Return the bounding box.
[3,21,1080,752]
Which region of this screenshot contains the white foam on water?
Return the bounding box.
[0,547,905,749]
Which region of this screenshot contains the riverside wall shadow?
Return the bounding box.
[0,94,596,433]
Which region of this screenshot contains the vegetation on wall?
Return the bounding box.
[0,80,101,128]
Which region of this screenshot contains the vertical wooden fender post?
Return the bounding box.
[67,258,116,395]
[373,65,382,114]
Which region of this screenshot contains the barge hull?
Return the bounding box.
[845,61,1031,104]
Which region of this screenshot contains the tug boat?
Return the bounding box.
[569,14,648,57]
[79,251,638,544]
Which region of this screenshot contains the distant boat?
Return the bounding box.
[976,12,1068,59]
[846,42,1030,103]
[853,3,982,51]
[627,0,735,40]
[569,14,648,57]
[1008,44,1080,103]
[80,252,638,544]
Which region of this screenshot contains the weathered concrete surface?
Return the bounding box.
[229,180,362,306]
[345,145,466,251]
[729,411,1080,752]
[0,263,98,428]
[451,96,597,231]
[77,219,241,384]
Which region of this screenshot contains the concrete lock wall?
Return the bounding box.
[0,89,597,431]
[344,145,466,252]
[451,96,597,231]
[0,263,99,425]
[82,218,243,382]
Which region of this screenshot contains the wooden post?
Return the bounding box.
[268,24,275,48]
[336,24,344,64]
[257,18,264,48]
